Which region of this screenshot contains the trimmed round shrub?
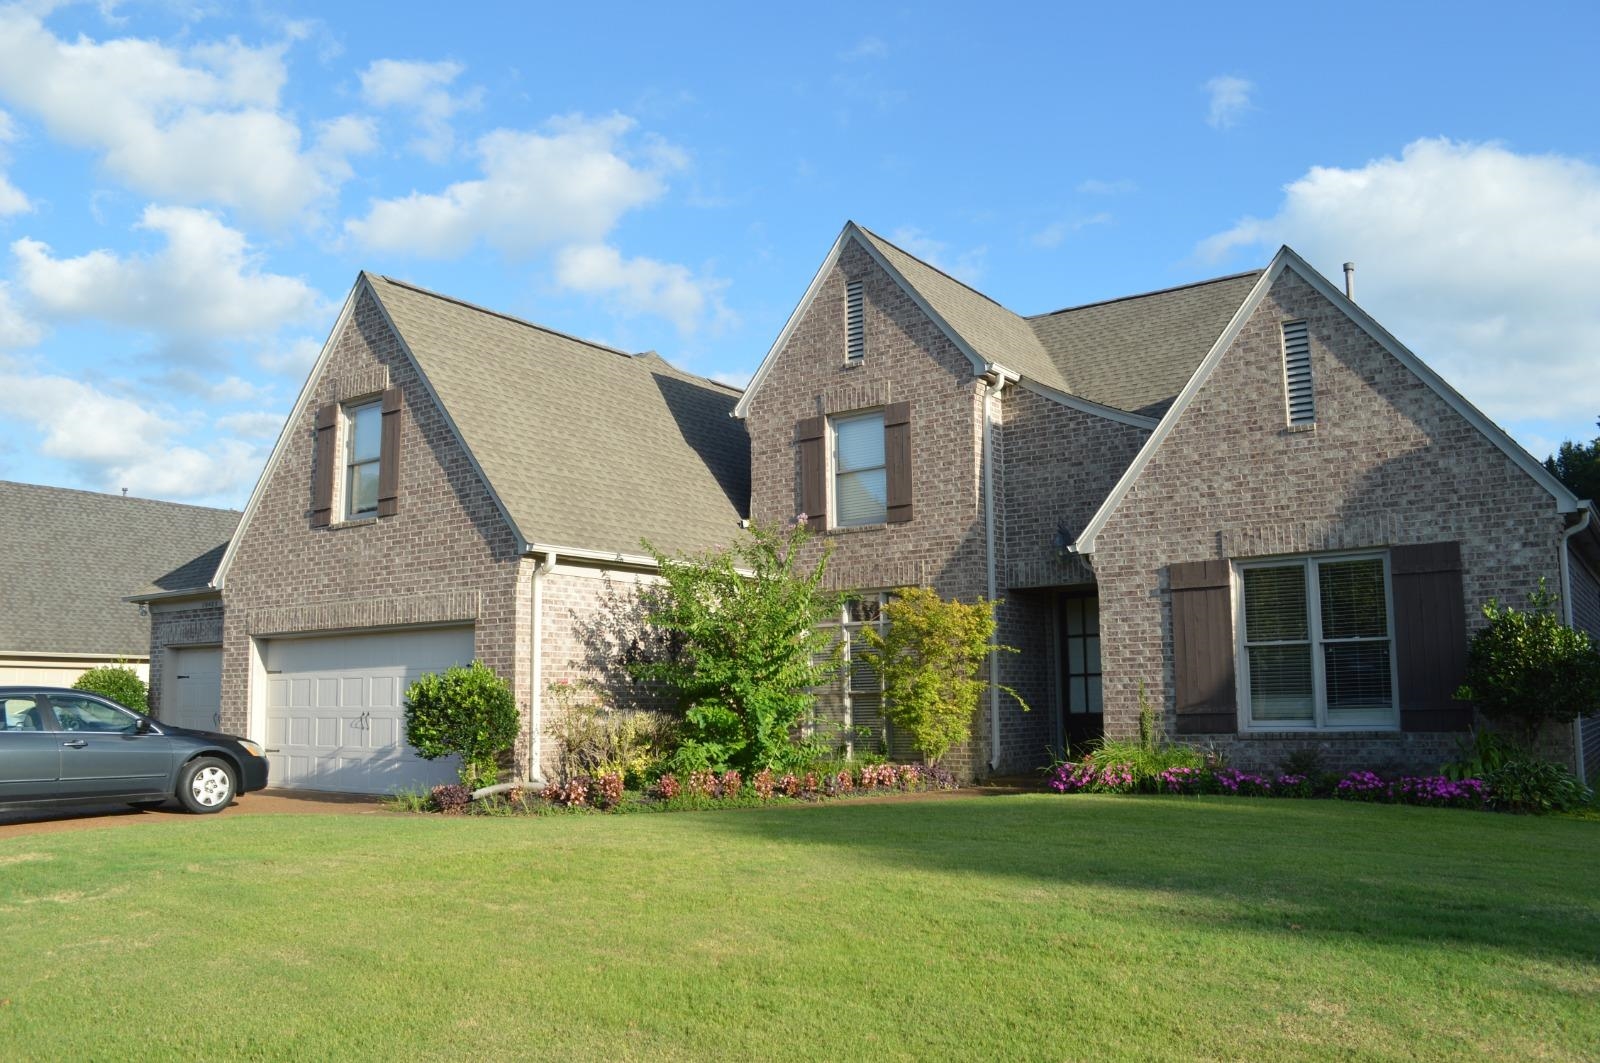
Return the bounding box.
[404,660,519,790]
[72,666,148,714]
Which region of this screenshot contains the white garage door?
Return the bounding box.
[168,647,222,732]
[263,627,474,794]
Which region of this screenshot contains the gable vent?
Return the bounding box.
[1281,320,1314,425]
[845,280,865,362]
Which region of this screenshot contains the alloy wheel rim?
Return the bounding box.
[191,766,231,806]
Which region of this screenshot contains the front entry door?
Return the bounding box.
[1060,594,1103,752]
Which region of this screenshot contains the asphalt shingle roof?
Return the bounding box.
[366,274,749,559]
[857,225,1260,416]
[0,481,238,656]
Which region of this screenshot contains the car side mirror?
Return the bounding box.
[135,718,152,735]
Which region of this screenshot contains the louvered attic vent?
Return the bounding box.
[1281,320,1314,425]
[845,280,865,362]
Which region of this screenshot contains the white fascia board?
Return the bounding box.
[213,281,361,588]
[1073,245,1583,555]
[1015,378,1160,430]
[362,278,529,553]
[732,222,991,419]
[522,541,659,569]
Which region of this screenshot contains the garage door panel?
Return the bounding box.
[263,627,474,794]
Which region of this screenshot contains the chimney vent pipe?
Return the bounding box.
[1342,262,1356,301]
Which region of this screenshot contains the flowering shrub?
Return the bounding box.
[1157,766,1205,794]
[859,763,897,789]
[1047,761,1136,793]
[1391,775,1489,809]
[687,770,718,798]
[898,763,924,789]
[1275,773,1313,798]
[430,783,472,814]
[655,773,681,800]
[542,777,591,807]
[1213,769,1273,796]
[719,770,744,797]
[778,773,801,798]
[802,771,820,798]
[594,771,624,810]
[752,768,776,799]
[1334,771,1388,801]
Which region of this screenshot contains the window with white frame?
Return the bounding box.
[818,591,913,757]
[831,411,887,526]
[1239,553,1397,729]
[344,400,382,519]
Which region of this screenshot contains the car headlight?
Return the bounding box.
[237,739,265,758]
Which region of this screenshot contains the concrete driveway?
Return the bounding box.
[0,789,388,840]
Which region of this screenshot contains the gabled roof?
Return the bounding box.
[0,481,238,655]
[365,274,749,560]
[1070,247,1585,554]
[735,222,1259,424]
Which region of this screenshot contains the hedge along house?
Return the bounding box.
[736,223,1600,782]
[138,273,747,794]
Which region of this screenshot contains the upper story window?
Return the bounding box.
[1238,553,1396,730]
[845,280,865,363]
[1281,319,1315,426]
[344,400,382,519]
[832,410,887,526]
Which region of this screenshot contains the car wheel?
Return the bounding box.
[177,757,235,814]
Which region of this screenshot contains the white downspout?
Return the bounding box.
[1559,507,1592,784]
[529,550,556,783]
[982,371,1008,773]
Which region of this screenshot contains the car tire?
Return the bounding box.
[176,757,236,814]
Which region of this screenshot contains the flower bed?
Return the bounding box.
[1049,760,1497,811]
[418,761,961,815]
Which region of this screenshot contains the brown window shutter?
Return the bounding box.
[1391,542,1471,732]
[377,386,403,518]
[1169,559,1237,734]
[797,416,826,531]
[884,401,912,524]
[311,403,337,528]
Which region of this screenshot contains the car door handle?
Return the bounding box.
[62,739,87,749]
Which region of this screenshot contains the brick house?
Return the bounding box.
[735,223,1600,782]
[138,273,746,793]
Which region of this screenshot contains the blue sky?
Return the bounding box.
[0,0,1597,508]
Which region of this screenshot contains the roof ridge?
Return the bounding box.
[369,273,738,396]
[1028,269,1264,320]
[854,223,1021,317]
[0,480,240,516]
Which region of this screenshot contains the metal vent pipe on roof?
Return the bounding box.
[1343,262,1356,301]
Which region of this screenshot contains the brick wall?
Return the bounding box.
[1091,267,1571,774]
[212,286,528,759]
[746,238,994,774]
[145,598,224,721]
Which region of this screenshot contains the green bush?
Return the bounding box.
[1484,758,1593,814]
[72,665,148,715]
[631,519,844,773]
[404,661,519,789]
[547,678,672,787]
[1457,581,1600,747]
[860,586,1026,764]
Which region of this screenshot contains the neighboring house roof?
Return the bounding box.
[365,274,749,560]
[736,222,1260,422]
[0,481,238,656]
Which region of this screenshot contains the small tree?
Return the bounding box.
[1456,581,1600,749]
[1544,416,1600,500]
[631,519,843,773]
[404,660,520,789]
[860,587,1027,764]
[73,665,148,715]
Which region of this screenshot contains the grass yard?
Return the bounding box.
[1,795,1596,1061]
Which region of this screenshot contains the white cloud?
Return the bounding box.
[0,7,367,223]
[345,113,677,257]
[1032,212,1112,249]
[0,109,29,215]
[711,369,751,390]
[214,410,284,438]
[554,243,732,335]
[1198,138,1600,428]
[1204,75,1254,130]
[838,36,888,61]
[0,280,41,348]
[257,336,321,375]
[0,368,265,501]
[1077,177,1135,196]
[888,226,986,284]
[359,58,480,162]
[12,205,326,339]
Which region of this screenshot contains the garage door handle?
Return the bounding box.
[62,739,87,749]
[266,748,280,753]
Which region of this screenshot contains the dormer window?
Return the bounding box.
[1282,320,1314,426]
[845,280,865,363]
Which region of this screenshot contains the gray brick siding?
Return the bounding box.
[1090,268,1572,774]
[145,599,224,722]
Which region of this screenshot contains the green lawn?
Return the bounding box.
[1,795,1596,1061]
